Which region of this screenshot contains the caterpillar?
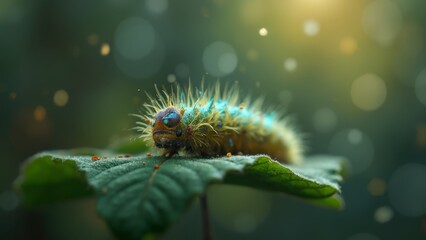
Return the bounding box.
[133,82,303,164]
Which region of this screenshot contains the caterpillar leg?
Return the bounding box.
[163,148,179,158]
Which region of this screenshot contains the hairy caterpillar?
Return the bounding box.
[133,82,303,164]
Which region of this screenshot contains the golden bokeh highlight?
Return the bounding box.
[259,27,268,36]
[53,89,69,107]
[87,34,99,45]
[339,37,358,55]
[368,178,386,196]
[351,74,387,111]
[100,43,111,56]
[246,49,258,61]
[34,106,46,121]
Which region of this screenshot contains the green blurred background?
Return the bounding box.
[1,0,426,239]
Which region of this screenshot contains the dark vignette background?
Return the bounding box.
[1,0,426,239]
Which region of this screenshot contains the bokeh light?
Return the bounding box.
[246,49,259,61]
[351,74,387,111]
[87,34,99,46]
[100,43,110,56]
[53,90,69,107]
[113,18,165,79]
[283,58,297,72]
[367,178,386,196]
[167,74,176,83]
[202,41,238,77]
[145,0,168,14]
[388,163,426,217]
[9,92,16,100]
[374,206,393,223]
[114,17,156,60]
[329,129,374,174]
[312,107,337,133]
[339,37,358,55]
[34,106,46,121]
[362,0,402,46]
[303,19,320,37]
[258,27,268,36]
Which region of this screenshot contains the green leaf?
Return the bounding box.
[15,150,345,240]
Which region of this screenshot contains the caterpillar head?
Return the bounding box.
[152,107,186,148]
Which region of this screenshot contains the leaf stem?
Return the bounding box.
[200,193,212,240]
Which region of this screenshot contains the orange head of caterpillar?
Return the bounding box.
[152,107,186,149]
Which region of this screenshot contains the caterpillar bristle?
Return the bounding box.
[133,81,304,164]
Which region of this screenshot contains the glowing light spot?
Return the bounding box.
[258,27,268,36]
[113,19,164,79]
[53,89,69,107]
[226,152,232,157]
[145,0,168,14]
[388,163,426,217]
[348,129,363,144]
[114,17,156,60]
[87,34,99,45]
[329,129,374,174]
[363,0,402,46]
[351,73,387,111]
[374,206,393,223]
[167,74,176,83]
[339,37,358,55]
[313,107,337,133]
[100,43,110,56]
[34,106,46,121]
[303,19,320,37]
[283,58,297,72]
[0,191,19,212]
[368,178,386,196]
[218,53,238,74]
[202,41,238,77]
[246,49,258,61]
[415,68,426,107]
